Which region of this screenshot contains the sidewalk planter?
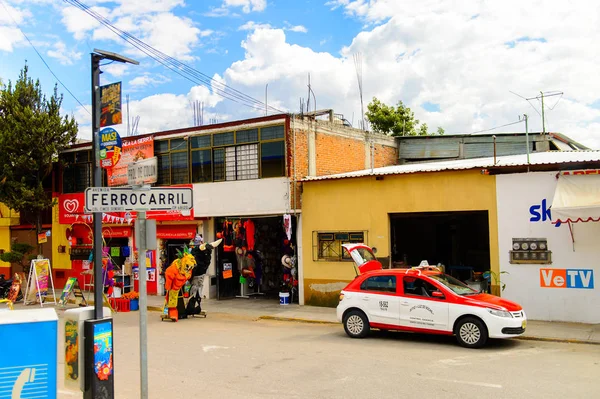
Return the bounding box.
[130,298,139,311]
[279,292,290,305]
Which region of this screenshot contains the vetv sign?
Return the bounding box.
[540,269,594,289]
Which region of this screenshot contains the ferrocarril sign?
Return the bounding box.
[85,187,193,212]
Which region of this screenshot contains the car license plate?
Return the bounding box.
[522,320,527,329]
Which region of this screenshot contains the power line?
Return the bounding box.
[469,119,524,135]
[0,0,90,115]
[62,0,285,114]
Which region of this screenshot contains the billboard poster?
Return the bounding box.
[93,321,113,381]
[100,82,122,127]
[107,136,154,186]
[99,127,122,169]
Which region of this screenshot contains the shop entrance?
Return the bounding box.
[104,237,132,295]
[390,211,490,288]
[159,239,189,296]
[215,216,297,302]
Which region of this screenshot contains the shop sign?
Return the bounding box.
[223,263,233,279]
[84,187,193,212]
[102,226,132,238]
[108,136,154,187]
[99,127,122,169]
[156,225,197,239]
[58,193,123,224]
[100,82,122,127]
[128,156,158,186]
[540,268,594,289]
[38,232,48,244]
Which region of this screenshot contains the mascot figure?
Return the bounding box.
[161,247,196,322]
[186,235,222,318]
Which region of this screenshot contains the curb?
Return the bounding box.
[515,335,600,345]
[258,315,338,325]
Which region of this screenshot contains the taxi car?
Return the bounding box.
[337,244,526,348]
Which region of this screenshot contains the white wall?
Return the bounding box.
[193,177,290,217]
[496,172,600,323]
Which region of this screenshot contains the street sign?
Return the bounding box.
[84,187,193,213]
[128,157,158,186]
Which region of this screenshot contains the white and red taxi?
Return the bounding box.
[337,244,526,348]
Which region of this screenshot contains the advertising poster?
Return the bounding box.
[107,136,154,186]
[99,127,122,169]
[100,82,122,127]
[34,259,50,298]
[93,321,113,381]
[38,232,47,244]
[64,320,79,383]
[58,277,77,306]
[223,263,233,279]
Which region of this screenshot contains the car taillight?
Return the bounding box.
[339,293,344,302]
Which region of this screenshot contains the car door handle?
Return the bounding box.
[362,297,369,301]
[401,301,409,306]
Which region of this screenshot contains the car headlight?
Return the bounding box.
[487,308,512,318]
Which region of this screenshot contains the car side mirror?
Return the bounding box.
[431,291,444,299]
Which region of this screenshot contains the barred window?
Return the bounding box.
[313,231,367,261]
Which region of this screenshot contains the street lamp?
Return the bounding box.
[91,49,139,321]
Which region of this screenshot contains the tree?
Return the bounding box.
[365,97,444,136]
[0,63,78,253]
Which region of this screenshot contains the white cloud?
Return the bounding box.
[223,0,266,13]
[220,2,600,149]
[61,5,106,41]
[286,25,308,33]
[0,2,32,52]
[129,73,170,88]
[238,21,272,31]
[46,41,82,65]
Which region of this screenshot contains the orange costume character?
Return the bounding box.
[161,248,196,322]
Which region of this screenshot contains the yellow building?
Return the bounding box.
[301,167,499,307]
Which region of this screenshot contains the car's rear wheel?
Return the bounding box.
[343,309,370,338]
[455,317,488,348]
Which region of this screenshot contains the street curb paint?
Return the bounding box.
[515,336,600,345]
[258,315,338,325]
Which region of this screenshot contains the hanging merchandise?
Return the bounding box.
[244,219,255,251]
[222,220,235,252]
[111,247,120,257]
[121,246,131,257]
[283,214,292,241]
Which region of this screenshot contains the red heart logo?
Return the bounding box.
[64,199,79,213]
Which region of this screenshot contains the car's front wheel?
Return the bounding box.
[455,317,488,348]
[343,309,370,338]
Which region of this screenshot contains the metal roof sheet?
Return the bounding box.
[303,151,600,182]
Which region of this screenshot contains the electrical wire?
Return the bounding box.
[0,0,91,115]
[62,0,285,114]
[468,119,524,135]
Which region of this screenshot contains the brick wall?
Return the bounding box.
[287,117,397,210]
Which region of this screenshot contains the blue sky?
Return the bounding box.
[1,0,600,148]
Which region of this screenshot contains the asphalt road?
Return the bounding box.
[57,311,600,399]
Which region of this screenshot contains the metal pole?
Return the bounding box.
[265,84,268,116]
[91,53,104,320]
[137,211,148,399]
[524,114,530,166]
[540,91,546,135]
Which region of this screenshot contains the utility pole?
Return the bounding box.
[540,91,546,135]
[265,83,268,116]
[524,114,530,166]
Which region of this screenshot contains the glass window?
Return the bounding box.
[171,151,189,184]
[235,144,259,180]
[360,276,396,293]
[191,135,211,149]
[261,141,285,178]
[170,138,187,152]
[403,277,442,297]
[74,151,89,163]
[62,152,74,163]
[191,149,212,182]
[213,132,234,146]
[157,154,170,185]
[261,125,285,140]
[213,148,225,181]
[156,140,169,153]
[428,274,478,296]
[316,231,365,261]
[236,129,258,144]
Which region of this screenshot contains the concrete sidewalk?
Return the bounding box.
[9,294,599,345]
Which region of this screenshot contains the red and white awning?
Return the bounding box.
[552,174,600,224]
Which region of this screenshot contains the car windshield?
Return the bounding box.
[428,273,479,295]
[349,247,376,266]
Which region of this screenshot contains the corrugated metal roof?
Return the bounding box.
[303,151,600,182]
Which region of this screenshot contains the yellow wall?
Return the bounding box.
[51,199,72,269]
[301,170,499,306]
[0,205,19,271]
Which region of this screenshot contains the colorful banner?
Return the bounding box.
[34,259,50,297]
[100,82,122,127]
[65,320,79,384]
[93,321,113,381]
[38,232,47,244]
[107,136,154,186]
[99,127,122,169]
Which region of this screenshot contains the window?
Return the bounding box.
[155,124,286,185]
[360,276,396,293]
[313,231,366,261]
[261,141,285,178]
[62,151,92,193]
[403,276,441,298]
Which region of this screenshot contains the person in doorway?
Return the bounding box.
[186,235,222,317]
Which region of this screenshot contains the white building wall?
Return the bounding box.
[496,172,600,323]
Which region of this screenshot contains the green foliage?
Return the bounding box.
[485,270,509,292]
[0,63,78,230]
[365,97,444,136]
[0,242,35,273]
